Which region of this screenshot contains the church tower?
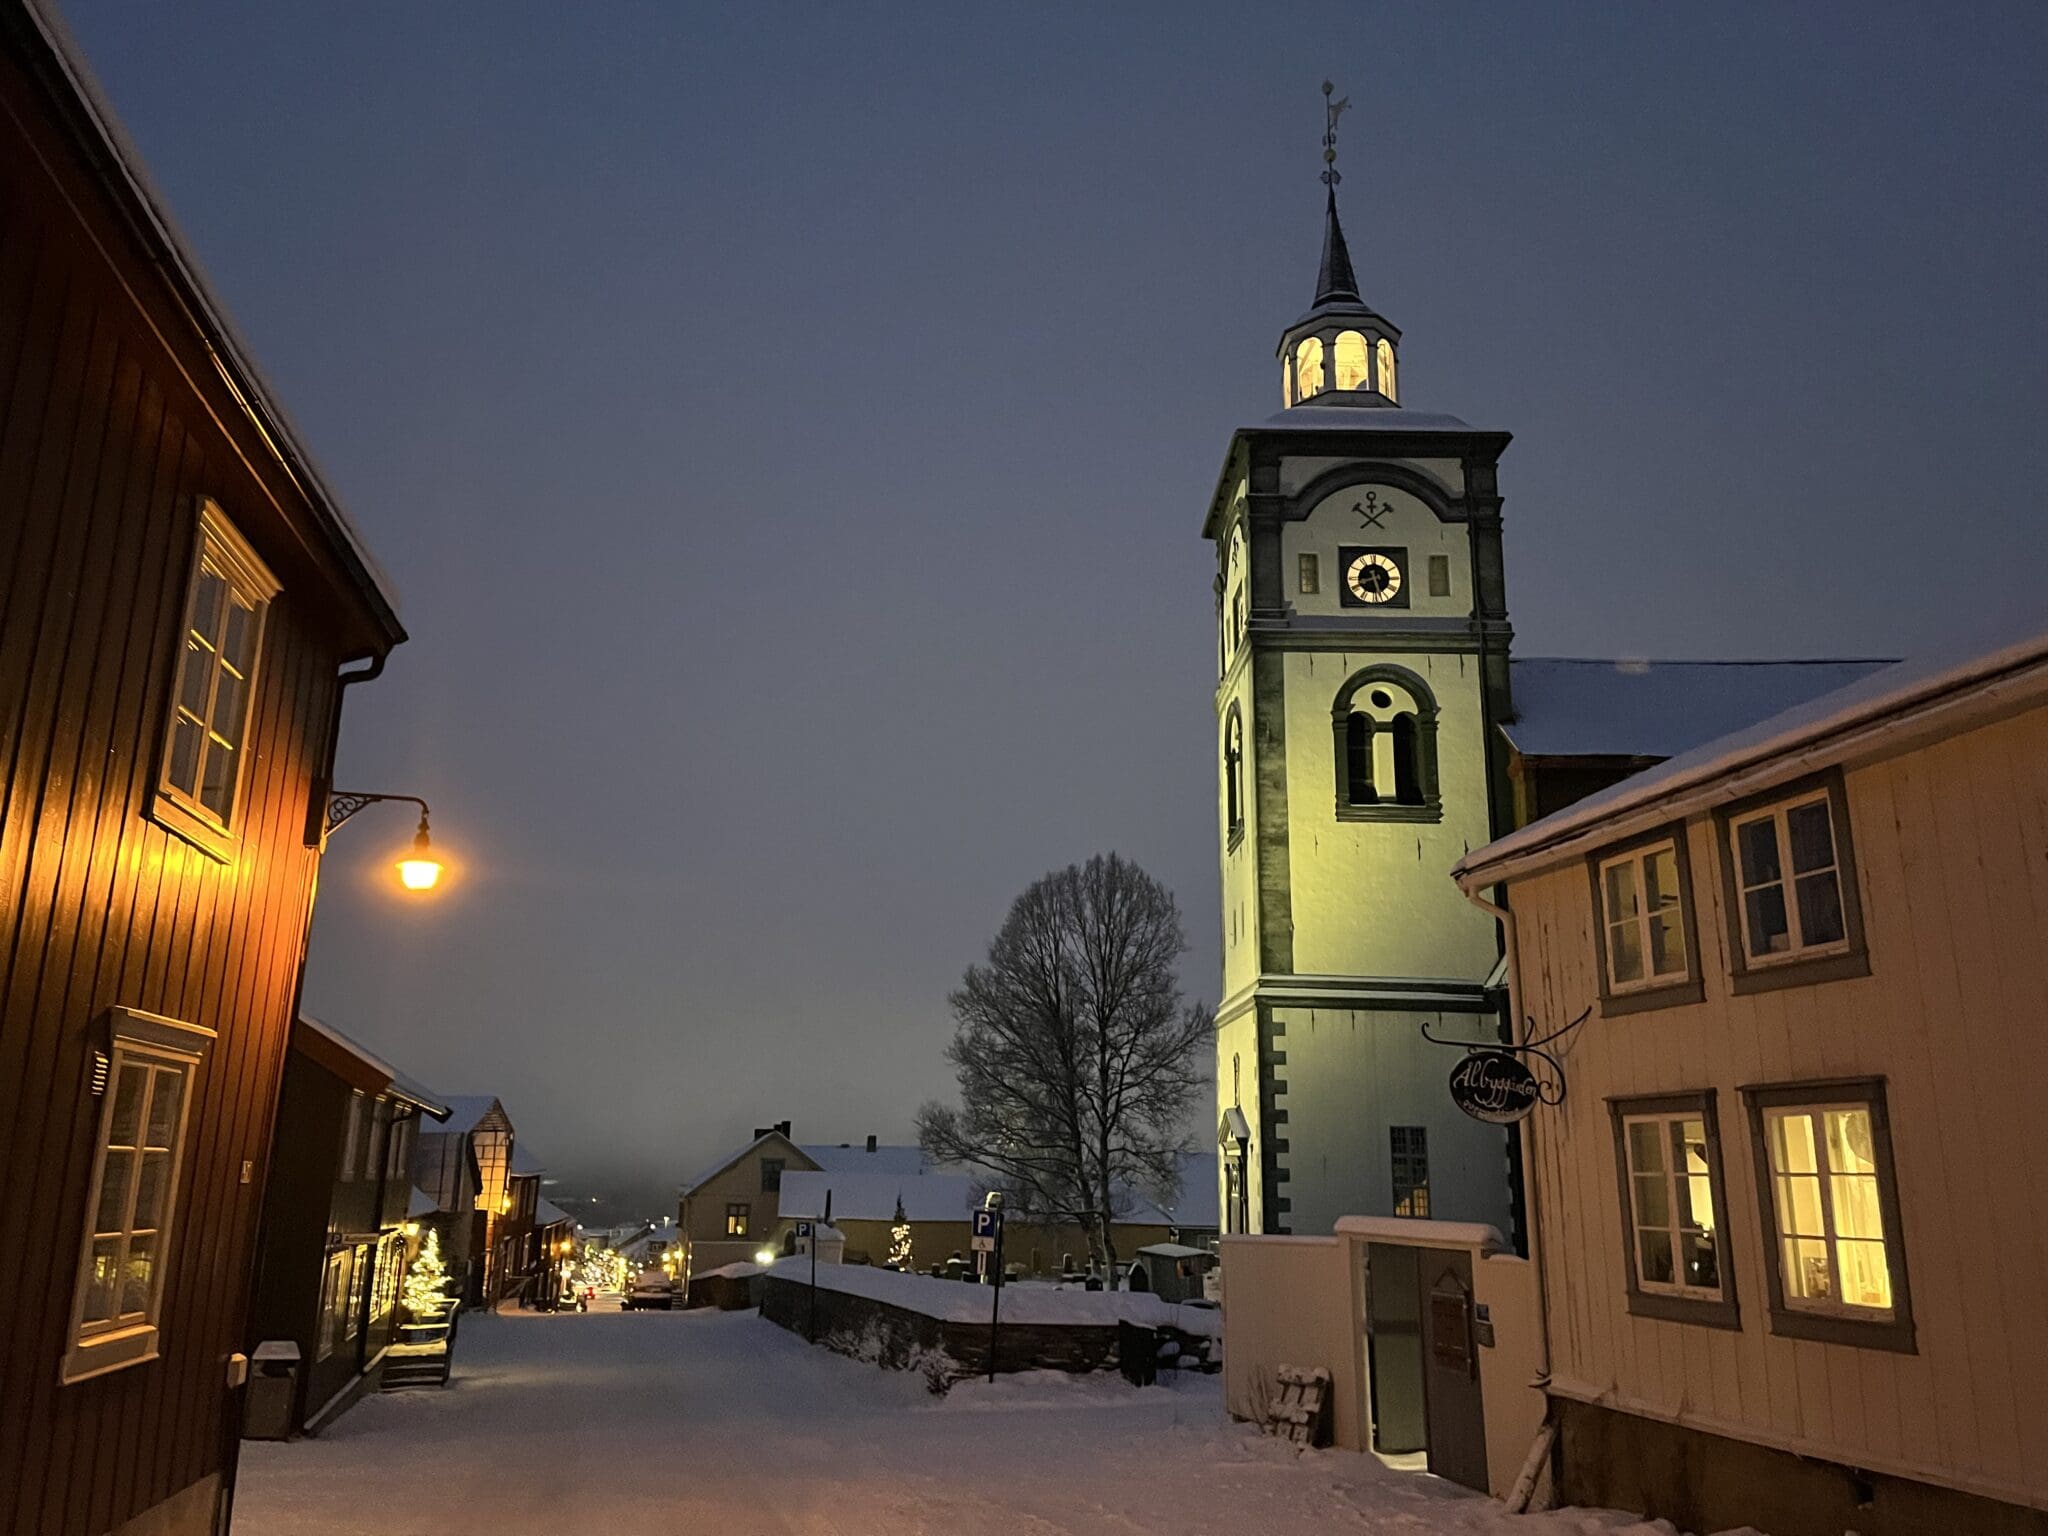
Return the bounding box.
[1209,87,1516,1238]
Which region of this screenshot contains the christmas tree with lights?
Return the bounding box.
[401,1228,452,1319]
[887,1196,913,1271]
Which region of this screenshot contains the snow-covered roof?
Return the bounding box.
[1244,406,1491,435]
[534,1199,572,1227]
[1133,1243,1213,1261]
[617,1220,679,1258]
[406,1185,438,1219]
[432,1096,509,1137]
[294,1016,448,1116]
[1164,1151,1219,1229]
[799,1142,926,1176]
[510,1143,546,1177]
[778,1170,973,1224]
[1503,658,1894,761]
[1459,617,2048,887]
[679,1130,805,1196]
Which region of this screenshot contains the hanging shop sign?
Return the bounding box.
[1448,1050,1541,1124]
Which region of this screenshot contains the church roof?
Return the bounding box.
[1462,616,2048,887]
[1314,187,1361,307]
[1503,658,1895,761]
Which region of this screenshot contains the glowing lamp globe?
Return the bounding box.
[396,818,443,891]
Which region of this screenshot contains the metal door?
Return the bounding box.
[1420,1254,1489,1492]
[1363,1243,1426,1454]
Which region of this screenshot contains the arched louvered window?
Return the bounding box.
[1224,708,1246,838]
[1345,712,1376,805]
[1332,665,1441,821]
[1391,713,1422,804]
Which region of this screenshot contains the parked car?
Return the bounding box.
[546,1288,587,1313]
[622,1271,675,1311]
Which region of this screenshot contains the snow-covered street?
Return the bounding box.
[232,1306,1693,1536]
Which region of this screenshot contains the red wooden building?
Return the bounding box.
[0,4,406,1532]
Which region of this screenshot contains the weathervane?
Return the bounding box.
[1321,79,1351,188]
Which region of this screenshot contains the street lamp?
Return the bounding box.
[324,791,445,892]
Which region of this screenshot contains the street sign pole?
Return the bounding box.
[985,1210,1005,1383]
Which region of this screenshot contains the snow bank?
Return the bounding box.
[696,1261,762,1281]
[763,1257,1220,1338]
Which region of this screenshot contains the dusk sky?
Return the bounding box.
[60,1,2048,1214]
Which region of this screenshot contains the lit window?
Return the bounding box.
[63,1008,212,1383]
[1375,338,1397,401]
[1730,791,1848,964]
[1743,1082,1912,1348]
[1281,358,1294,407]
[158,501,278,832]
[1623,1114,1721,1298]
[1333,331,1370,391]
[1295,336,1325,397]
[1390,1126,1429,1217]
[1765,1104,1892,1316]
[1598,842,1689,991]
[725,1203,750,1237]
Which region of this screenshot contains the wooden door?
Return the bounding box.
[1420,1254,1489,1492]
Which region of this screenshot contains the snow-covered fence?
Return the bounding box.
[756,1258,1217,1390]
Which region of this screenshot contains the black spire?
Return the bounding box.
[1314,186,1361,307]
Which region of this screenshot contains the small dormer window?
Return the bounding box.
[1333,331,1369,391]
[1282,359,1294,407]
[1295,336,1325,398]
[1376,338,1397,402]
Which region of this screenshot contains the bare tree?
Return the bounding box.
[917,853,1211,1274]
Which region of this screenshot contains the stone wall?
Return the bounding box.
[758,1275,1123,1389]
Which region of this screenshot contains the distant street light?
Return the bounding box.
[325,791,447,892]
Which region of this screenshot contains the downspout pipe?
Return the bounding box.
[1459,881,1558,1511]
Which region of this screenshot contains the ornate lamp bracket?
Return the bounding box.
[324,790,430,845]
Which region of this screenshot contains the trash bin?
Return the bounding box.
[243,1340,301,1440]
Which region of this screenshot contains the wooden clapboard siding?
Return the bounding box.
[1509,702,2048,1514]
[0,21,401,1535]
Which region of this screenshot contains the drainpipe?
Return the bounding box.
[1460,882,1557,1510]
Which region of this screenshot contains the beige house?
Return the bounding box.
[676,1126,925,1280]
[1452,624,2048,1536]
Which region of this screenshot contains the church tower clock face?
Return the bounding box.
[1337,546,1408,608]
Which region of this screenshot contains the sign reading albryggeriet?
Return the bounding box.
[1447,1050,1540,1124]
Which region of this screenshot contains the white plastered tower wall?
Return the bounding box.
[1204,187,1520,1238]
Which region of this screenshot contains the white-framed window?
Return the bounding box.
[1375,337,1397,401]
[344,1242,370,1344]
[1598,841,1689,992]
[1622,1112,1723,1300]
[317,1246,352,1359]
[1762,1102,1895,1318]
[62,1008,214,1384]
[157,500,278,832]
[1730,791,1848,965]
[339,1090,364,1181]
